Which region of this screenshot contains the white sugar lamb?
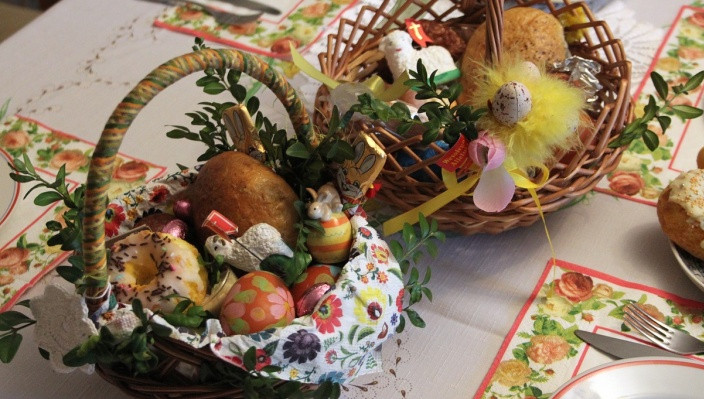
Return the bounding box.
[379,30,456,80]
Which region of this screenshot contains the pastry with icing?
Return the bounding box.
[657,169,704,260]
[107,230,209,312]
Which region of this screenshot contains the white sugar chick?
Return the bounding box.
[379,30,456,80]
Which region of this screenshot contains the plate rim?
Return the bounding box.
[670,240,704,293]
[550,356,704,398]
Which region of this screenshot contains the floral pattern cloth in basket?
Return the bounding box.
[208,214,402,384]
[107,169,404,384]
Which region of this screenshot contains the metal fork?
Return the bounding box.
[624,303,704,355]
[184,1,262,25]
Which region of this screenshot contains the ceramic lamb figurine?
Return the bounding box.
[379,30,456,80]
[205,223,294,273]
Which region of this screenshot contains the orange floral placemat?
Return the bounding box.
[474,259,704,399]
[153,0,360,59]
[0,115,167,311]
[595,5,704,205]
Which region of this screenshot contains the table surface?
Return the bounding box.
[1,0,702,398]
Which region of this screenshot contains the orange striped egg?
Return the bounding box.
[306,212,352,264]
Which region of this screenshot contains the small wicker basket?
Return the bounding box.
[314,0,632,235]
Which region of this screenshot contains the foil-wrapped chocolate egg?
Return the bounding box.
[491,81,532,126]
[135,213,189,239]
[295,283,333,316]
[162,219,188,239]
[290,264,341,303]
[173,199,192,220]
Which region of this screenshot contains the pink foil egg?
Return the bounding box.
[290,264,341,303]
[173,199,192,220]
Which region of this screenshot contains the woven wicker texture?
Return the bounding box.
[314,0,632,235]
[83,48,312,398]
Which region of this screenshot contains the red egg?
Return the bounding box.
[219,271,295,335]
[290,264,341,303]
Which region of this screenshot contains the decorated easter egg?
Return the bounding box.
[517,61,541,79]
[491,81,532,126]
[306,212,353,264]
[290,264,341,303]
[219,271,295,335]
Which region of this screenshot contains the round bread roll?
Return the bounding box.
[459,7,568,101]
[657,169,704,260]
[187,151,299,247]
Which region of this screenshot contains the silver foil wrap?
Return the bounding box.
[552,56,603,111]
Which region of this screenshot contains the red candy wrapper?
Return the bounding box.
[202,210,239,240]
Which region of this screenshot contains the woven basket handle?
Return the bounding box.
[82,48,313,299]
[485,0,504,65]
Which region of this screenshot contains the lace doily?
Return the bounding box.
[594,0,665,91]
[29,285,98,374]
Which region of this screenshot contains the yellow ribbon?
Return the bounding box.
[381,161,550,236]
[289,44,410,102]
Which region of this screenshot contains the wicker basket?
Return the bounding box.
[314,0,632,235]
[81,49,317,398]
[83,50,312,399]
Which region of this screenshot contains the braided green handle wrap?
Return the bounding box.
[82,48,314,298]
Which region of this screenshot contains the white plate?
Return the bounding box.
[0,148,19,227]
[550,356,704,399]
[671,241,704,293]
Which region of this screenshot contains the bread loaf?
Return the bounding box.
[187,151,299,247]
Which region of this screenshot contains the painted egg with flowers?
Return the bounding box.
[219,271,295,335]
[290,264,341,303]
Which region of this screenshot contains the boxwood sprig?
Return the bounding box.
[389,213,444,333]
[610,70,704,150]
[350,59,485,146]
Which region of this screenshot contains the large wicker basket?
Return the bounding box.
[80,49,315,398]
[76,47,415,398]
[314,0,632,235]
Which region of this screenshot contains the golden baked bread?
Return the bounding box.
[459,7,568,101]
[187,151,299,247]
[657,169,704,260]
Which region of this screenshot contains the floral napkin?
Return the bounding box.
[154,0,360,59]
[596,5,704,205]
[0,115,166,312]
[474,258,704,399]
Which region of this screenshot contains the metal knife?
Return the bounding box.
[218,0,280,15]
[575,330,682,359]
[138,0,280,15]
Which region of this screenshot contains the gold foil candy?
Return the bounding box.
[222,104,265,161]
[336,132,386,201]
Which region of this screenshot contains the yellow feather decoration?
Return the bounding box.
[469,59,587,171]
